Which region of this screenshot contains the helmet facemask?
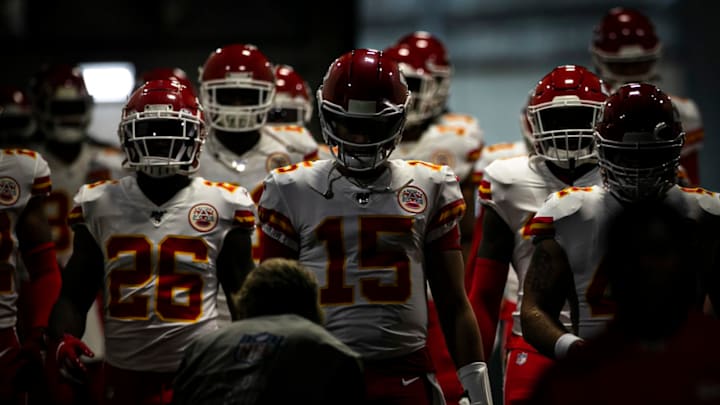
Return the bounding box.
[200,76,275,132]
[40,95,93,143]
[319,96,407,172]
[119,106,205,178]
[527,100,602,169]
[597,129,683,203]
[398,66,436,127]
[591,49,660,89]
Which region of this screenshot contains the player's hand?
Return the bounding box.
[54,334,94,384]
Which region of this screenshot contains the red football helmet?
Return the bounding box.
[595,83,684,202]
[138,67,196,96]
[590,7,661,86]
[318,48,409,171]
[31,64,93,143]
[383,44,437,127]
[118,79,206,177]
[526,65,608,169]
[396,31,451,116]
[199,44,275,132]
[0,86,36,143]
[267,64,313,125]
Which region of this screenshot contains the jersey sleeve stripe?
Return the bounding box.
[428,199,466,231]
[67,206,84,226]
[233,210,256,228]
[303,150,319,161]
[466,148,481,162]
[257,206,299,242]
[527,216,554,237]
[31,176,52,195]
[478,179,491,201]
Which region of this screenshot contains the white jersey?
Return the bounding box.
[259,159,465,360]
[197,133,294,325]
[31,143,126,266]
[406,122,482,183]
[390,112,484,183]
[479,155,602,335]
[472,141,529,216]
[530,184,720,339]
[436,112,484,144]
[262,124,319,163]
[0,149,51,328]
[198,133,293,203]
[32,143,125,358]
[471,141,529,309]
[68,176,256,371]
[671,95,703,157]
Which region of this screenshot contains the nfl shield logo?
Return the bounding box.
[516,351,528,366]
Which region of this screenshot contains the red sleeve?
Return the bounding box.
[464,207,486,290]
[20,242,61,329]
[259,230,299,262]
[468,257,509,359]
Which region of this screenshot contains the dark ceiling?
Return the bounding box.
[2,0,357,91]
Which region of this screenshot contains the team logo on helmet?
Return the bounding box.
[430,149,455,169]
[188,203,218,232]
[397,185,427,214]
[0,177,20,206]
[265,152,291,172]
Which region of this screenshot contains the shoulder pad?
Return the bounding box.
[680,187,720,216]
[538,186,596,220]
[483,156,529,185]
[75,179,121,204]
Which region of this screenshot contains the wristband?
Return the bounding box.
[457,361,493,405]
[554,333,582,359]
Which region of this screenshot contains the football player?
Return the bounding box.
[136,67,197,96]
[529,202,720,403]
[265,63,319,163]
[383,36,485,404]
[196,44,309,325]
[468,65,607,404]
[0,148,60,404]
[258,48,492,405]
[463,98,532,405]
[521,83,720,360]
[27,63,126,402]
[590,7,704,185]
[47,80,256,405]
[0,86,36,149]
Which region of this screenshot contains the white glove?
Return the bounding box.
[457,362,493,405]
